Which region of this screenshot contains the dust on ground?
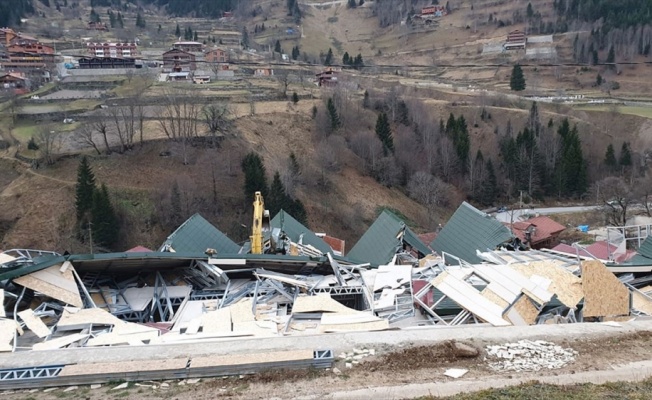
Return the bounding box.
[7,330,652,400]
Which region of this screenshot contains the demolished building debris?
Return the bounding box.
[4,201,652,388]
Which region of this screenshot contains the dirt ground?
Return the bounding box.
[6,330,652,400]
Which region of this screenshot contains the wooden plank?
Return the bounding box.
[432,272,510,326]
[33,333,88,351]
[191,350,313,369]
[14,265,83,307]
[86,330,159,347]
[481,287,510,309]
[507,262,583,308]
[321,313,381,325]
[59,358,188,376]
[582,260,629,318]
[185,318,202,335]
[474,265,553,305]
[57,308,123,330]
[17,309,50,338]
[503,295,540,325]
[631,290,652,315]
[229,299,256,323]
[292,294,359,315]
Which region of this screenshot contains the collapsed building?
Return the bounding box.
[2,201,652,388]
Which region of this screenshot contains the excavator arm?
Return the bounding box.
[250,191,269,254]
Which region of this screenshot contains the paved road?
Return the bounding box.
[495,205,599,223]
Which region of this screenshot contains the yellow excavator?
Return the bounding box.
[250,191,270,254]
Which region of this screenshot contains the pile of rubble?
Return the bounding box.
[485,340,578,372]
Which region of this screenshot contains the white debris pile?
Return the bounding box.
[485,340,577,372]
[337,348,376,368]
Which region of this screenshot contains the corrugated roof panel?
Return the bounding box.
[270,210,332,254]
[431,202,513,264]
[161,213,240,254]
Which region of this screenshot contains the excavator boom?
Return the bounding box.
[250,191,266,254]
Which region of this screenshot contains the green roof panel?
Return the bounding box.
[348,210,432,266]
[431,202,513,264]
[161,213,240,254]
[271,210,332,254]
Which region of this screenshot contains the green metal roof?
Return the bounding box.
[161,213,240,254]
[431,202,513,264]
[271,210,332,254]
[637,236,652,260]
[347,210,433,266]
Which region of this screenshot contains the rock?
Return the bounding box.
[90,384,102,390]
[63,386,78,392]
[353,348,364,355]
[112,382,129,390]
[353,355,364,360]
[187,378,201,384]
[43,388,57,393]
[452,341,480,358]
[160,383,170,388]
[345,362,353,369]
[28,389,39,393]
[332,367,342,376]
[178,381,186,386]
[369,349,376,356]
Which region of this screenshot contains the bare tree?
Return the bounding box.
[595,176,635,226]
[202,103,232,147]
[275,69,291,98]
[91,112,112,154]
[36,126,61,166]
[408,171,452,213]
[157,88,201,164]
[74,124,102,155]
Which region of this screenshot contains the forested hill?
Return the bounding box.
[554,0,652,28]
[0,0,34,27]
[142,0,236,17]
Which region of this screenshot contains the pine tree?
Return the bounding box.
[348,0,356,8]
[274,39,282,53]
[375,112,394,156]
[455,115,470,172]
[620,142,632,169]
[606,45,616,70]
[135,13,145,28]
[397,100,409,125]
[480,159,498,206]
[90,8,101,23]
[117,12,123,28]
[292,92,299,104]
[342,52,350,65]
[557,119,587,197]
[353,53,364,69]
[91,184,120,249]
[175,23,181,37]
[604,143,617,171]
[510,64,526,91]
[289,152,301,178]
[241,27,249,49]
[596,73,603,86]
[363,90,370,108]
[108,10,116,28]
[268,172,288,217]
[75,156,96,224]
[327,98,341,133]
[324,48,333,66]
[241,152,268,202]
[193,31,198,41]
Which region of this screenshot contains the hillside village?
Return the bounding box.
[2,0,652,398]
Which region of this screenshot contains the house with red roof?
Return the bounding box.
[504,215,566,249]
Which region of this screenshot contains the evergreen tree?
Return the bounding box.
[596,73,603,86]
[90,8,101,23]
[292,92,299,104]
[268,172,287,217]
[75,156,96,224]
[241,27,249,49]
[375,112,394,156]
[604,143,617,171]
[175,23,181,37]
[620,142,632,168]
[592,50,598,65]
[289,152,301,178]
[455,115,470,172]
[348,0,356,8]
[135,13,145,28]
[274,39,282,53]
[397,100,409,125]
[326,98,341,133]
[557,119,587,197]
[445,113,457,135]
[108,10,116,28]
[291,45,300,60]
[480,159,498,206]
[510,64,526,91]
[359,0,364,5]
[158,24,162,33]
[606,45,616,69]
[342,52,350,65]
[353,53,364,69]
[117,12,123,28]
[91,184,120,249]
[27,136,39,150]
[324,48,333,66]
[241,152,268,202]
[193,31,198,41]
[362,90,370,108]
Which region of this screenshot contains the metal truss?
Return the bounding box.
[0,365,63,381]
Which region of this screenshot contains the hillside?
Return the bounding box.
[2,0,652,252]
